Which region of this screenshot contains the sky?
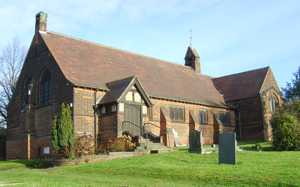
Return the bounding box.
[0,0,299,88]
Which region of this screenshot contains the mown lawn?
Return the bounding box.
[0,149,300,187]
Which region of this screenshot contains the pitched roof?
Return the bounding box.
[40,31,226,107]
[98,76,151,106]
[212,67,270,102]
[98,76,134,105]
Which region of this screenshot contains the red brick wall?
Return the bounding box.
[6,33,73,159]
[146,98,235,146]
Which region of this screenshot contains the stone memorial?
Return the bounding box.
[189,129,203,153]
[219,132,236,164]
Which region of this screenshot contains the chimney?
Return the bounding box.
[185,46,201,74]
[35,11,48,33]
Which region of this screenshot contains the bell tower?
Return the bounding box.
[184,46,201,74]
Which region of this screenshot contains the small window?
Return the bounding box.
[39,70,51,105]
[170,107,185,122]
[125,91,133,101]
[101,106,106,114]
[111,104,117,112]
[199,110,208,124]
[269,96,277,113]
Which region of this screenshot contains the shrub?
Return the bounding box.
[20,160,53,169]
[74,135,95,157]
[272,110,300,151]
[109,135,136,152]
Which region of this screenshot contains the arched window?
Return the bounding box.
[39,70,51,105]
[269,96,277,113]
[23,78,33,105]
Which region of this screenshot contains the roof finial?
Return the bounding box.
[189,29,193,47]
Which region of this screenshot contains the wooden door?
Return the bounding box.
[124,104,142,137]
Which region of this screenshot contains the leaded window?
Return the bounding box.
[199,110,208,124]
[39,70,51,105]
[170,107,185,122]
[269,96,277,113]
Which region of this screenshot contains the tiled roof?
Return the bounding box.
[40,31,226,107]
[213,67,269,102]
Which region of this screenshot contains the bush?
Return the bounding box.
[74,135,95,157]
[108,135,136,152]
[20,159,54,169]
[272,110,300,151]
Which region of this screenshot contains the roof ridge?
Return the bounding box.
[213,66,270,80]
[44,31,194,71]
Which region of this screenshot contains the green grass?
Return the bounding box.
[0,149,300,187]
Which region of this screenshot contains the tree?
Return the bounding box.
[272,101,300,151]
[283,66,300,100]
[0,38,26,128]
[51,103,74,158]
[51,116,59,152]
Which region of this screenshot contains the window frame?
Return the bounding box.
[169,106,185,122]
[269,96,277,113]
[199,110,208,125]
[39,70,51,106]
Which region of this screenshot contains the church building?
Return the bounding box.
[6,12,282,159]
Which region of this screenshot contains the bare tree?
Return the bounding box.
[0,38,26,128]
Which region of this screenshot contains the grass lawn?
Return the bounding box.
[0,148,300,187]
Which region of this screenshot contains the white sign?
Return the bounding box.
[43,147,50,155]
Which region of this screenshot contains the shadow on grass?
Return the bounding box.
[238,141,274,152]
[12,159,54,169]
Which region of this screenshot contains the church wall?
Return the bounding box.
[229,97,264,141]
[146,98,235,146]
[6,34,73,159]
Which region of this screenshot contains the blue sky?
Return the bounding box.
[0,0,299,88]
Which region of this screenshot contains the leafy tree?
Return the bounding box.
[51,103,74,158]
[272,101,300,151]
[283,66,300,100]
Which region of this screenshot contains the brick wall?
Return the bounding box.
[230,69,283,141]
[146,98,235,146]
[73,87,105,137]
[6,33,73,159]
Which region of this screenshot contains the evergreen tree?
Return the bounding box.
[52,103,74,158]
[51,115,59,152]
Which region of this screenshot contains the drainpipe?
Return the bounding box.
[93,91,97,152]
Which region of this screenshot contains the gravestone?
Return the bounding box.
[189,129,203,153]
[219,132,236,164]
[172,128,181,147]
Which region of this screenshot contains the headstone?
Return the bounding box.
[189,129,203,153]
[172,128,181,147]
[219,132,236,164]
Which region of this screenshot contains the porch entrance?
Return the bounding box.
[123,103,142,137]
